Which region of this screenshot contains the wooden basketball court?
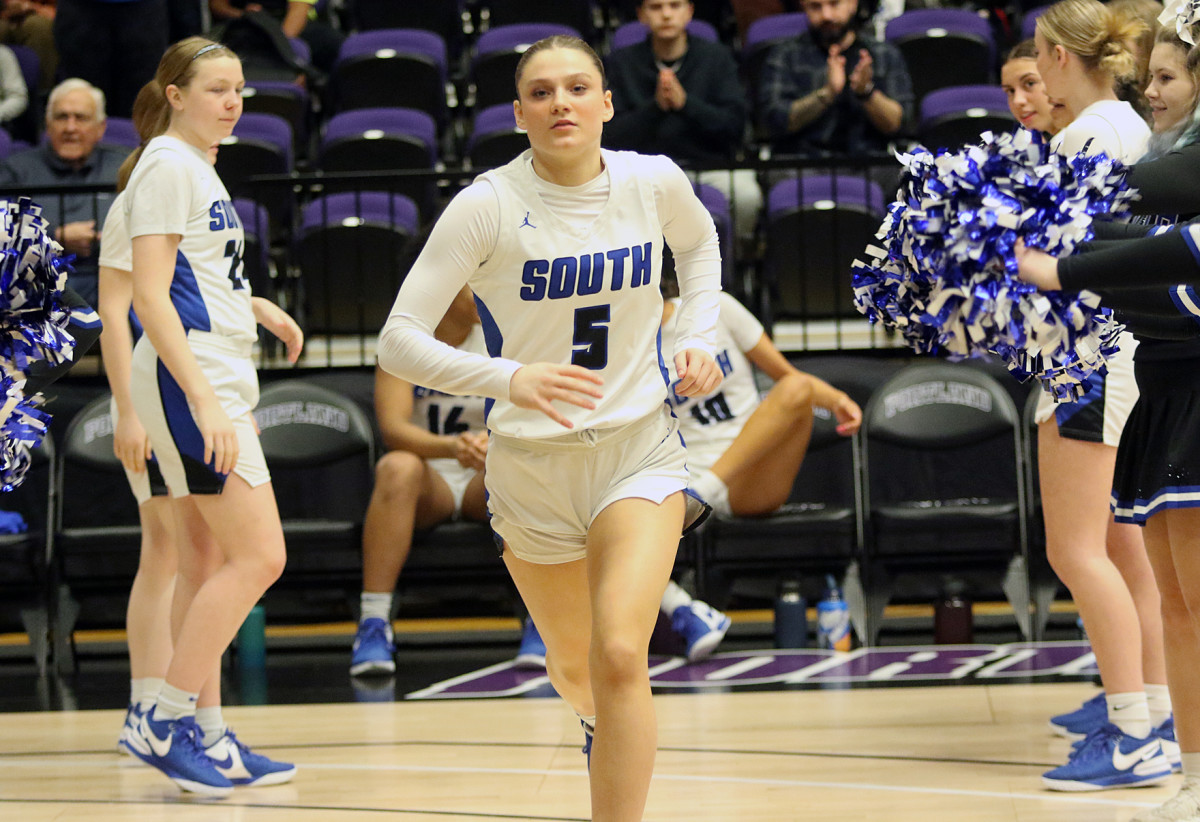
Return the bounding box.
[0,681,1171,820]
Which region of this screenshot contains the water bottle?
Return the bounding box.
[236,604,267,669]
[816,575,852,651]
[934,578,973,644]
[774,578,808,648]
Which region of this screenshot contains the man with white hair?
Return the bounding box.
[0,78,129,305]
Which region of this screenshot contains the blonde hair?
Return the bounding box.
[1037,0,1147,84]
[116,37,239,191]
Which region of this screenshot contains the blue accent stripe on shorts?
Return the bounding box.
[156,357,226,493]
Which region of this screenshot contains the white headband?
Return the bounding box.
[1159,0,1200,45]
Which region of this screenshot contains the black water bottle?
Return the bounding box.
[774,578,808,648]
[934,578,973,644]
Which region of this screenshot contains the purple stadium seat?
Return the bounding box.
[483,0,594,39]
[332,29,449,124]
[297,192,420,335]
[319,107,438,217]
[232,198,273,297]
[741,13,809,132]
[886,9,995,105]
[919,85,1015,150]
[472,23,580,109]
[765,173,886,320]
[610,19,719,51]
[216,112,294,234]
[693,182,734,289]
[466,103,525,168]
[101,117,139,149]
[240,80,310,159]
[1021,6,1048,41]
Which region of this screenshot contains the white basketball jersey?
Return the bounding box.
[124,135,256,345]
[665,292,765,471]
[471,150,674,437]
[99,189,130,272]
[411,324,489,435]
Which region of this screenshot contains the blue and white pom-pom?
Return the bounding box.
[851,128,1133,401]
[0,198,77,489]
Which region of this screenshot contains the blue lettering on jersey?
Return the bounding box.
[715,349,734,377]
[519,242,655,302]
[208,200,242,232]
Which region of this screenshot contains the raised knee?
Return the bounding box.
[374,451,425,493]
[773,373,814,417]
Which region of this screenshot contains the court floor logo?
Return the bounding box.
[406,641,1098,700]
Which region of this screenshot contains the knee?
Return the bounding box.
[589,633,648,689]
[244,537,287,590]
[547,652,590,695]
[771,374,814,419]
[373,451,424,497]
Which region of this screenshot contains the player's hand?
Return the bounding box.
[509,362,604,429]
[673,349,722,397]
[826,44,847,96]
[831,393,862,436]
[849,49,874,96]
[194,395,238,475]
[252,297,304,363]
[113,411,153,473]
[455,430,488,471]
[1015,239,1063,290]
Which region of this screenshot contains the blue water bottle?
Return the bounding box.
[816,575,852,652]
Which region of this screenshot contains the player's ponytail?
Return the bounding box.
[116,36,239,191]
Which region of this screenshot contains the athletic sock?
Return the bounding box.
[1146,683,1173,729]
[1107,692,1153,739]
[690,470,731,518]
[152,682,199,722]
[196,706,226,748]
[660,580,693,616]
[360,592,393,625]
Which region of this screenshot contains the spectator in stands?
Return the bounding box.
[209,0,342,74]
[0,0,57,92]
[758,0,912,157]
[0,78,128,305]
[349,286,492,677]
[1002,39,1061,136]
[54,0,168,118]
[0,42,27,127]
[605,0,761,241]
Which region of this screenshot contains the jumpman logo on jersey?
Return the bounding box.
[520,212,536,229]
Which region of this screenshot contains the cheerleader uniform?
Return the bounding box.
[1033,101,1151,444]
[378,149,722,564]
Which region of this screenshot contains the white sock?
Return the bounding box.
[690,470,731,518]
[1182,753,1200,779]
[576,712,596,733]
[195,706,226,748]
[130,678,144,707]
[360,592,393,625]
[1146,683,1173,729]
[138,677,165,713]
[1107,692,1152,738]
[151,683,198,722]
[660,580,693,615]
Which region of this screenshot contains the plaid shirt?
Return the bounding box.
[759,29,913,156]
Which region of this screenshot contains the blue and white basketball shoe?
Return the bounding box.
[1157,716,1181,773]
[350,617,395,677]
[126,711,233,797]
[1048,692,1107,740]
[117,703,143,755]
[671,601,731,662]
[205,728,296,786]
[1042,723,1172,791]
